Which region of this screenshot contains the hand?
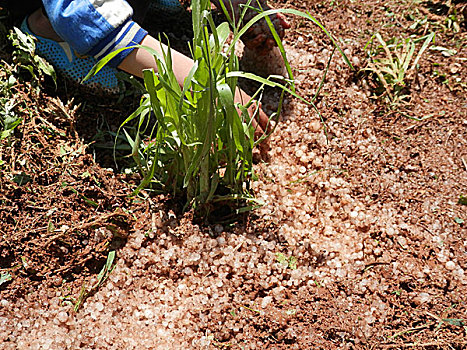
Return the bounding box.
[214,0,291,55]
[241,12,290,55]
[248,101,271,140]
[235,89,271,140]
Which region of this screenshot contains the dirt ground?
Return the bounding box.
[1,0,466,349]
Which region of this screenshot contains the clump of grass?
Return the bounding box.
[88,0,351,216]
[363,32,434,106]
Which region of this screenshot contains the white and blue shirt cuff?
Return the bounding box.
[88,20,148,67]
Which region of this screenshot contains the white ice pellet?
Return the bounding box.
[261,296,272,308]
[445,261,456,270]
[144,309,154,320]
[57,311,68,323]
[95,302,104,312]
[418,293,431,304]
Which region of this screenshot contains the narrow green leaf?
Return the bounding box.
[227,9,354,70]
[454,217,464,224]
[217,83,243,152]
[442,318,464,327]
[226,71,308,104]
[95,250,116,288]
[84,46,135,81]
[410,32,435,71]
[0,272,12,286]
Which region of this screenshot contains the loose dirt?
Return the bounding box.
[1,0,466,349]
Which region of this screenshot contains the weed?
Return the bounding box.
[74,251,116,312]
[1,26,57,144]
[87,1,351,215]
[406,0,463,35]
[363,32,434,106]
[8,27,56,85]
[0,59,20,141]
[0,272,12,286]
[0,97,20,140]
[276,252,298,270]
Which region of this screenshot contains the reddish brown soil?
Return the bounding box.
[1,0,466,349]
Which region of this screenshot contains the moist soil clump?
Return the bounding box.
[1,0,466,348]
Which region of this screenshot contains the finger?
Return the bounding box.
[252,103,271,133]
[247,104,268,140]
[265,38,276,50]
[244,34,267,50]
[251,118,264,140]
[276,13,291,30]
[257,108,271,134]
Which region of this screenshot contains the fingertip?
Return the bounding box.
[266,38,275,48]
[282,19,291,29]
[276,14,291,29]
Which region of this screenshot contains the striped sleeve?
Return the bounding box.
[88,20,147,67]
[42,0,148,67]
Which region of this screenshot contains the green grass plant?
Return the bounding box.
[74,251,116,312]
[87,0,351,215]
[363,32,434,106]
[0,71,20,141]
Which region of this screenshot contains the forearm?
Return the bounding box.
[118,35,194,86]
[119,35,253,103]
[118,34,265,134]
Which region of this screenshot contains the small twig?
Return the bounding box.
[45,210,130,247]
[239,304,261,314]
[388,323,433,339]
[52,254,95,275]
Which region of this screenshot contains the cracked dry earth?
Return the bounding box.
[1,0,467,349]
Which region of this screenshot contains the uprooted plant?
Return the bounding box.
[87,0,352,216]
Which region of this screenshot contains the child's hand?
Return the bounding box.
[249,101,271,140]
[235,89,271,140]
[241,10,290,55]
[214,0,290,55]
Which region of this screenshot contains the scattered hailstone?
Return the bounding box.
[95,302,104,312]
[445,261,456,270]
[295,149,304,158]
[261,296,273,308]
[57,311,68,323]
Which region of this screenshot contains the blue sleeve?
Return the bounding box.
[41,0,148,67]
